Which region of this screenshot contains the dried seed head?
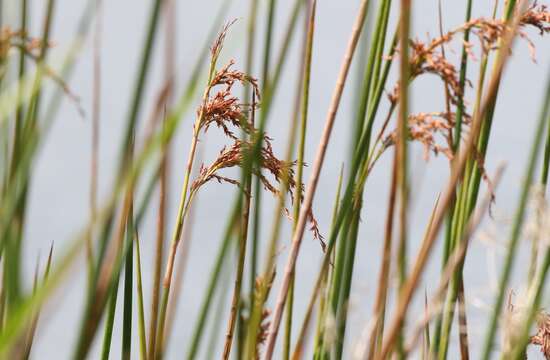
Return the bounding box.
[0,26,50,59]
[522,3,550,35]
[384,112,470,160]
[191,138,296,194]
[210,20,237,64]
[388,5,550,106]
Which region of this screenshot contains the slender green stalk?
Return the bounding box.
[299,166,343,360]
[334,200,361,359]
[244,0,259,306]
[283,2,315,358]
[351,0,391,150]
[121,205,134,360]
[249,2,278,336]
[13,0,28,182]
[116,0,164,176]
[452,0,473,152]
[100,203,133,360]
[368,0,391,104]
[250,0,278,266]
[134,231,147,360]
[527,73,550,286]
[156,56,219,357]
[5,0,56,318]
[21,245,53,360]
[100,278,120,359]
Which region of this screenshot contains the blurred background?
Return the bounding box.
[2,0,549,358]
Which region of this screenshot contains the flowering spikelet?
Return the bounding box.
[522,3,550,35]
[199,60,260,139]
[190,138,296,197]
[381,4,550,174]
[531,312,550,359]
[388,4,550,105]
[384,112,471,160]
[188,21,323,247]
[210,20,236,65]
[505,293,550,359]
[0,26,52,59]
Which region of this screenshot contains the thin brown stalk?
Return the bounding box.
[457,281,469,360]
[149,114,168,360]
[262,0,370,358]
[396,0,410,287]
[292,161,343,360]
[148,0,176,357]
[89,0,102,277]
[367,157,398,360]
[377,9,523,356]
[75,182,134,359]
[221,92,256,360]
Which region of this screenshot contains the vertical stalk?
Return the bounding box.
[89,0,102,284]
[284,2,315,358]
[148,0,175,356]
[245,0,259,304]
[121,203,134,360]
[395,1,411,357]
[135,233,147,360]
[221,92,257,360]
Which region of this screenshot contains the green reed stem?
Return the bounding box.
[134,231,147,360]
